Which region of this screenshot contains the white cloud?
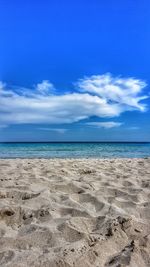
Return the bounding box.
[0,81,6,91]
[36,80,55,95]
[86,121,123,129]
[77,73,148,111]
[0,74,148,126]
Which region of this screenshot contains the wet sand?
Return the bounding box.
[0,158,150,267]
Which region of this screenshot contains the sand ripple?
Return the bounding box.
[0,158,150,266]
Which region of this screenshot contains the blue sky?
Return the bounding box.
[0,0,150,141]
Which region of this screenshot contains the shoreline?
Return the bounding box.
[0,156,150,160]
[0,158,150,266]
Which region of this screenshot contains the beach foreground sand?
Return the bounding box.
[0,158,150,267]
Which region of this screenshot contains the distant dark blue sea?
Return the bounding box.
[0,142,150,158]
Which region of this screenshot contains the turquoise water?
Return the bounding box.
[0,142,150,158]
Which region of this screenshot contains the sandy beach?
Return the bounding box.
[0,158,150,267]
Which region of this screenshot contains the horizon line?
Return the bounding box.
[0,141,150,144]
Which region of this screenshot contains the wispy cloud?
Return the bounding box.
[86,121,123,129]
[77,73,148,111]
[0,74,148,126]
[127,126,140,130]
[38,127,67,133]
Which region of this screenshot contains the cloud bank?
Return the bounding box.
[0,74,148,127]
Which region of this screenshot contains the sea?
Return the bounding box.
[0,142,150,158]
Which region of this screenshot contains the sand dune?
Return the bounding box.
[0,158,150,267]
